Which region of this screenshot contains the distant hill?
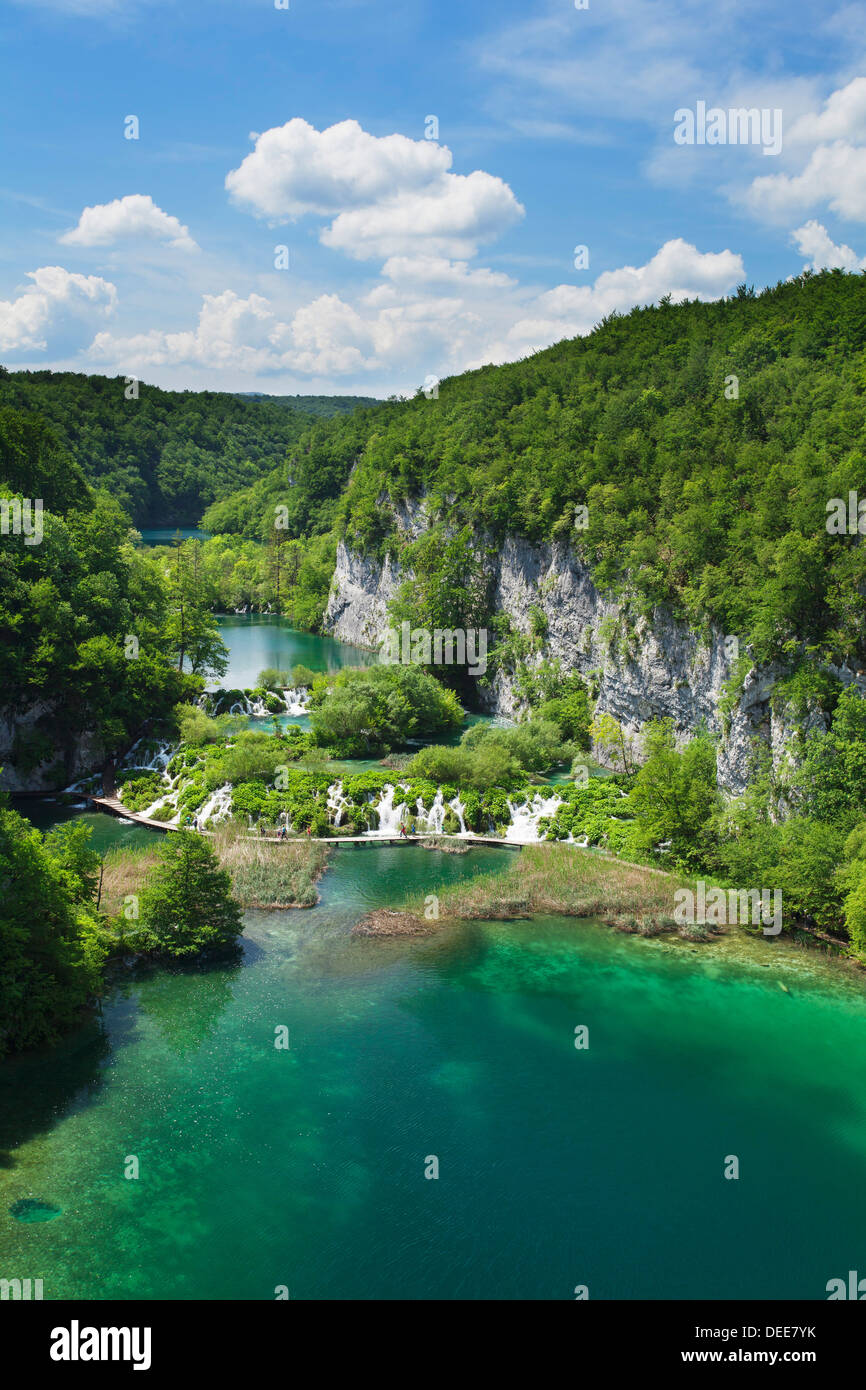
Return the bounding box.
[234,393,380,415]
[0,369,377,526]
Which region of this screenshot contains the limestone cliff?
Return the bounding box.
[323,497,836,795]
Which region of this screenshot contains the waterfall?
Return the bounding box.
[415,788,445,833]
[121,737,176,773]
[449,794,468,835]
[327,780,351,827]
[133,786,180,823]
[282,687,310,716]
[370,784,408,836]
[505,792,562,843]
[198,783,233,826]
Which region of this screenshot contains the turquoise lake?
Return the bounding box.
[2,841,866,1300]
[214,613,373,691]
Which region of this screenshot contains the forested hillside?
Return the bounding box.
[330,270,866,668]
[0,369,375,527]
[199,400,399,541]
[0,407,218,784]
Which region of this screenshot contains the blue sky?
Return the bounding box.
[2,0,866,396]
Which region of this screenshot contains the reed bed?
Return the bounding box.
[435,842,695,936]
[99,827,330,914]
[98,845,161,919]
[205,824,330,907]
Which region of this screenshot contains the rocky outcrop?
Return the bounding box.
[0,702,106,794]
[323,497,834,796]
[324,540,402,649]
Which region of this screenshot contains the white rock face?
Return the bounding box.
[324,539,402,650]
[322,496,834,796]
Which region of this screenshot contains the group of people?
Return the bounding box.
[259,823,289,839]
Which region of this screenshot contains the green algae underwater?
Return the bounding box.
[2,842,866,1301]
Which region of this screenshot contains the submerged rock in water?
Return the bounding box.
[10,1198,62,1223]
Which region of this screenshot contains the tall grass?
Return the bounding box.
[208,824,330,907]
[435,843,695,935]
[98,845,160,919]
[98,827,330,915]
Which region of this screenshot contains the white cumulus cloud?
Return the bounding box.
[0,266,117,353]
[787,77,866,147]
[791,220,866,271]
[225,118,524,260]
[60,194,198,250]
[472,238,745,364]
[748,142,866,223]
[744,79,866,225]
[85,239,744,386]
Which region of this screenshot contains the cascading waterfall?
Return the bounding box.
[282,687,310,716]
[197,783,233,826]
[449,794,468,835]
[371,784,409,836]
[415,788,445,833]
[224,688,311,718]
[116,737,177,774]
[505,792,562,843]
[327,780,352,827]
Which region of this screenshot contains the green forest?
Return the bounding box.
[0,406,226,776]
[332,270,866,667]
[0,368,375,526]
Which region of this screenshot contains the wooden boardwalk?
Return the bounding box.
[87,796,519,848]
[88,795,173,832]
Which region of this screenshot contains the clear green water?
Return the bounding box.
[2,844,866,1301]
[10,803,156,854]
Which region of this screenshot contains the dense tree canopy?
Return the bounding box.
[324,271,866,667]
[0,370,375,525]
[0,411,202,769]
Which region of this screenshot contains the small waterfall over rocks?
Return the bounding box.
[415,788,445,833]
[505,792,562,843]
[198,783,233,826]
[282,687,310,716]
[120,738,177,773]
[370,784,409,835]
[326,780,352,827]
